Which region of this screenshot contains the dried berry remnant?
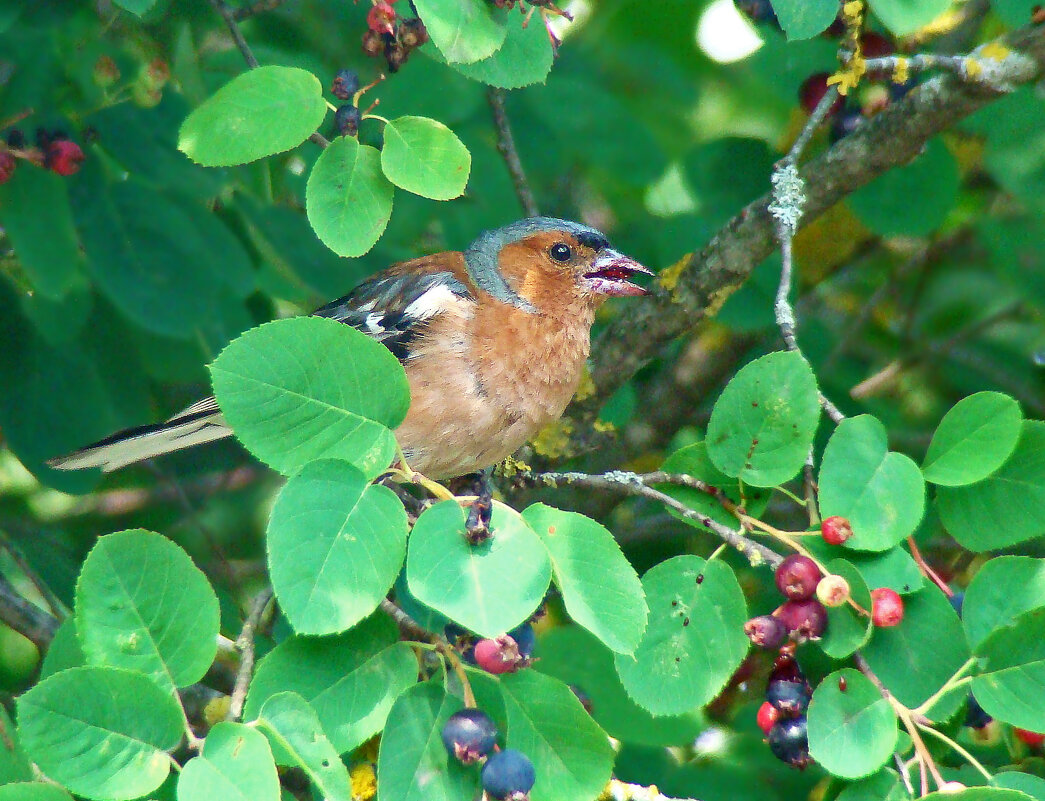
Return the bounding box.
[441,708,498,764]
[744,615,787,649]
[0,152,15,185]
[775,598,828,640]
[46,140,85,176]
[362,29,384,57]
[385,41,408,72]
[399,17,429,48]
[870,587,904,627]
[756,700,780,734]
[775,555,822,600]
[816,574,850,607]
[335,104,362,137]
[332,69,361,100]
[820,515,853,545]
[482,749,536,801]
[768,716,811,769]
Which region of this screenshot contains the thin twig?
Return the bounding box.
[0,572,58,653]
[514,470,784,568]
[210,0,259,67]
[486,87,538,217]
[228,586,274,722]
[232,0,288,20]
[0,530,66,619]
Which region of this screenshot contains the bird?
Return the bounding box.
[48,217,651,529]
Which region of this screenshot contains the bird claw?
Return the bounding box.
[452,470,495,544]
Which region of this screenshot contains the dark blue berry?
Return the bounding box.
[768,716,811,768]
[949,591,964,618]
[508,623,536,658]
[766,679,811,715]
[964,694,992,730]
[482,749,536,800]
[331,69,360,101]
[335,104,361,137]
[441,708,497,764]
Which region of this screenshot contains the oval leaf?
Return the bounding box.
[18,666,182,801]
[937,421,1045,551]
[818,559,874,659]
[267,459,408,635]
[523,503,647,654]
[870,0,953,35]
[381,116,470,200]
[76,528,220,693]
[179,66,327,166]
[770,0,839,38]
[447,14,553,88]
[973,607,1045,730]
[244,613,416,756]
[706,350,820,487]
[818,415,926,551]
[306,135,394,258]
[807,668,898,779]
[614,557,748,716]
[210,316,409,478]
[922,392,1022,486]
[406,500,551,638]
[177,723,280,801]
[0,785,74,801]
[963,556,1045,650]
[413,0,508,64]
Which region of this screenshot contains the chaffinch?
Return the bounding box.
[48,217,651,491]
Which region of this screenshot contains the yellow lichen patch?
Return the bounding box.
[657,255,690,292]
[496,454,532,477]
[704,282,740,318]
[531,418,575,459]
[202,695,231,727]
[964,58,983,78]
[842,0,863,19]
[593,419,616,435]
[980,42,1011,61]
[827,55,866,96]
[573,366,596,402]
[892,57,910,85]
[350,762,378,801]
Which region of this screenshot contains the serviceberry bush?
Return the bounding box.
[1,1,1045,801]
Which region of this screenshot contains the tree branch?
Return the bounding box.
[227,586,274,722]
[0,572,58,654]
[571,25,1045,429]
[486,87,539,217]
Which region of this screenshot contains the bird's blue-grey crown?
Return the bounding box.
[463,217,612,311]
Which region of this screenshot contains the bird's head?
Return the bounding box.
[464,217,652,313]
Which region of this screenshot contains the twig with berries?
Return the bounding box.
[361,1,429,74]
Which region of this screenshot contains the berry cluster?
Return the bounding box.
[441,709,537,800]
[0,127,86,186]
[360,0,429,73]
[756,651,812,769]
[745,554,828,647]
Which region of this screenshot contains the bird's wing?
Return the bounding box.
[311,269,475,360]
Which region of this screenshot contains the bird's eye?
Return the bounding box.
[549,243,573,262]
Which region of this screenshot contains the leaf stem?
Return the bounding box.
[912,657,977,718]
[917,722,993,782]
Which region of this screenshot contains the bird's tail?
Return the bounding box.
[46,397,233,472]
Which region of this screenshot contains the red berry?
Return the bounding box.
[744,615,787,649]
[757,701,779,735]
[775,599,828,640]
[870,588,904,627]
[367,2,397,35]
[798,73,843,116]
[775,555,823,600]
[45,140,85,176]
[473,634,528,674]
[860,31,894,58]
[820,516,853,545]
[0,152,15,185]
[1015,728,1045,748]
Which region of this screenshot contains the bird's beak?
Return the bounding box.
[583,250,654,297]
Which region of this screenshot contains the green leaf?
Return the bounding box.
[614,557,748,715]
[413,0,508,64]
[306,135,394,257]
[0,785,74,801]
[243,613,417,755]
[406,500,551,638]
[267,460,408,636]
[17,666,182,801]
[658,440,773,529]
[381,116,470,200]
[705,350,820,487]
[177,723,280,801]
[447,13,554,88]
[922,392,1022,485]
[836,770,910,801]
[0,706,32,784]
[861,585,970,718]
[210,316,409,478]
[963,556,1045,650]
[807,668,898,779]
[818,415,926,551]
[534,626,704,747]
[937,421,1045,551]
[972,607,1045,730]
[75,529,219,694]
[0,165,83,299]
[178,66,327,167]
[496,671,614,801]
[818,559,873,659]
[523,503,647,654]
[849,138,960,234]
[991,0,1040,27]
[803,540,925,596]
[769,0,839,38]
[919,790,1037,801]
[993,773,1045,801]
[255,693,352,801]
[869,0,954,35]
[113,0,157,13]
[376,682,479,801]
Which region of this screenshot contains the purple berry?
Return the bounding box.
[744,615,787,649]
[775,555,822,600]
[335,104,361,137]
[441,708,497,764]
[775,599,828,640]
[331,69,360,100]
[482,749,536,800]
